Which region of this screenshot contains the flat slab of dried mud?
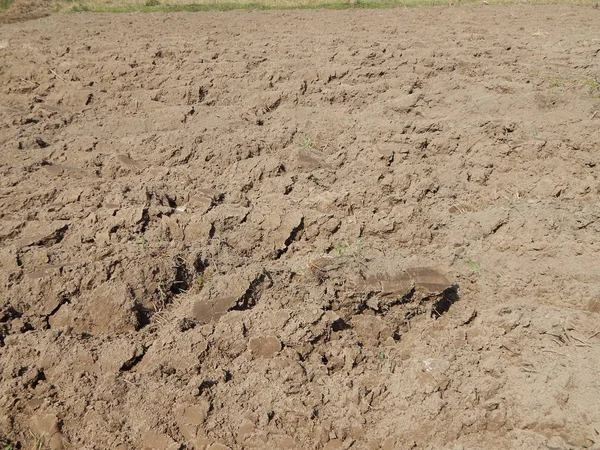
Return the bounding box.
[1,6,600,449]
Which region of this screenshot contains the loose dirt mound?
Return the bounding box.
[1,5,600,449]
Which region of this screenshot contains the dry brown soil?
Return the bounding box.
[1,5,600,450]
[0,1,53,25]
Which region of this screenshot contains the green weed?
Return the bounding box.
[301,137,313,149]
[1,442,15,450]
[196,271,211,290]
[137,237,147,251]
[333,239,363,258]
[467,259,481,276]
[0,0,14,10]
[547,76,600,94]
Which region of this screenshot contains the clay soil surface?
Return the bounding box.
[1,5,600,449]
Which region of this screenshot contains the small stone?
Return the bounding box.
[248,336,282,358]
[193,296,236,324]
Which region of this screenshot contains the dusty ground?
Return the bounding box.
[1,5,600,450]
